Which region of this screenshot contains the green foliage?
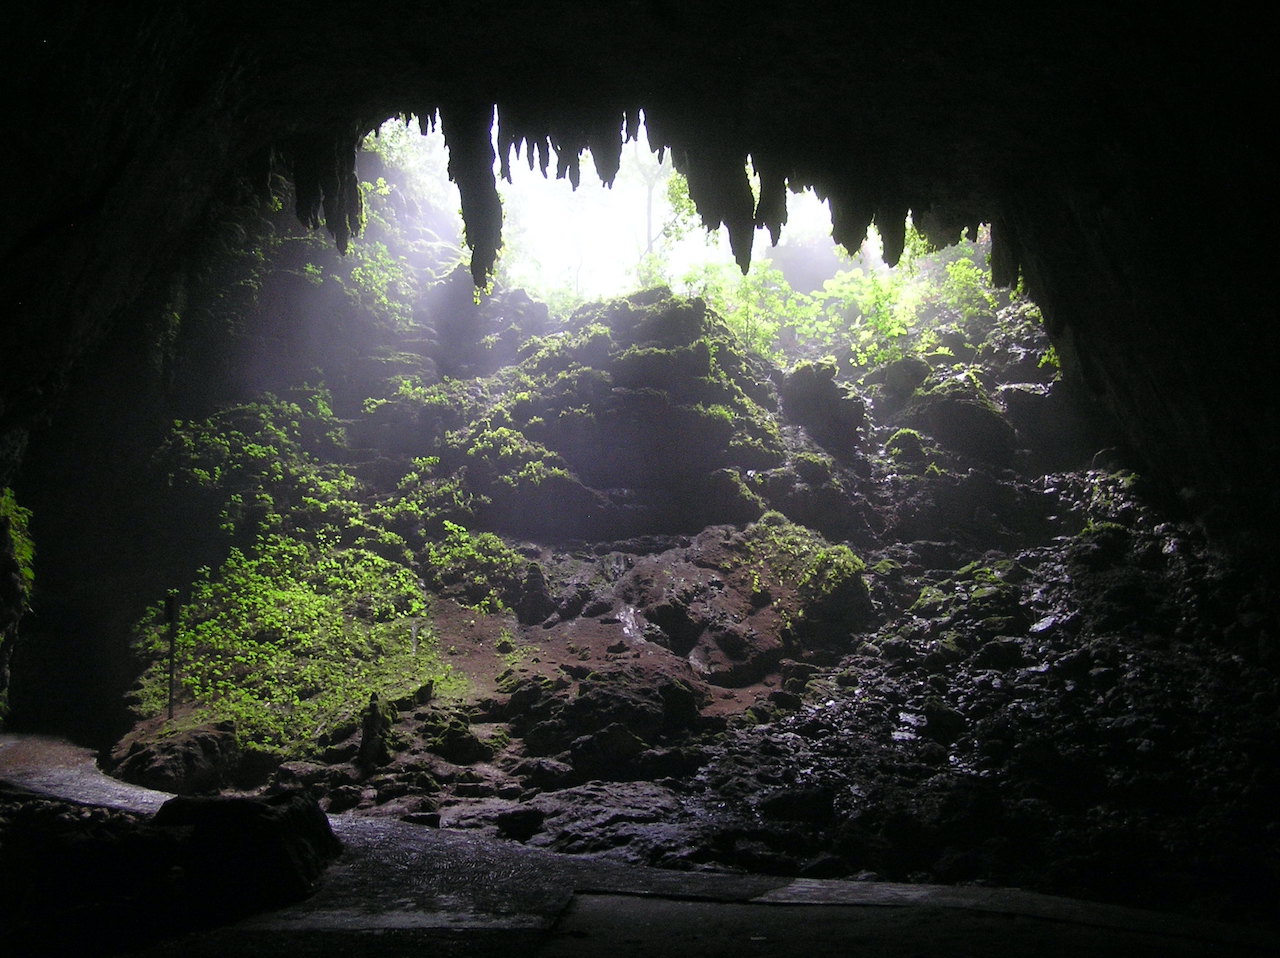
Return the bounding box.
[797,543,867,605]
[421,521,524,613]
[0,488,35,599]
[375,456,480,540]
[679,259,807,359]
[130,532,452,749]
[0,487,32,723]
[340,239,417,327]
[157,388,354,540]
[812,266,919,366]
[939,256,998,321]
[1039,342,1061,371]
[651,219,1060,385]
[741,511,864,595]
[465,423,572,490]
[676,235,927,366]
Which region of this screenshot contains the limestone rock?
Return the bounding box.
[780,361,865,453]
[108,721,241,795]
[151,790,341,907]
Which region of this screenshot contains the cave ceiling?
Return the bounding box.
[1,3,1272,540]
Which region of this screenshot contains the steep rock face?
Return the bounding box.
[1,4,1271,557]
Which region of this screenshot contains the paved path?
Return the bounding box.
[3,734,1275,956]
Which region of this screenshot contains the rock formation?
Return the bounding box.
[1,5,1271,553]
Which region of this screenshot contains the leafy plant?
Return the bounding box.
[421,520,524,613]
[0,487,34,599]
[740,511,866,606]
[130,531,452,750]
[1,487,35,720]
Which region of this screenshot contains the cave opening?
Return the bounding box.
[1,8,1276,953]
[5,112,1278,939]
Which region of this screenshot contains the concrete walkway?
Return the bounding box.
[3,734,1276,957]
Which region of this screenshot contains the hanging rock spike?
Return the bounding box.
[287,125,365,254]
[875,206,909,266]
[752,154,789,247]
[439,99,504,285]
[676,141,757,273]
[990,217,1021,288]
[826,190,874,255]
[587,116,624,187]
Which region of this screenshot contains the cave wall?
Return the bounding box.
[1,4,1272,546]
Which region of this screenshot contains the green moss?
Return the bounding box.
[910,583,952,616]
[792,452,835,484]
[885,427,928,464]
[739,513,871,639]
[611,340,713,394]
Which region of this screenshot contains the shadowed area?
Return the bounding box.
[0,7,1275,956]
[2,734,1272,957]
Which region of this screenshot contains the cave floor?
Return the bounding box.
[2,734,1273,957]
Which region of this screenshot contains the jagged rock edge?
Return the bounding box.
[281,106,1016,286]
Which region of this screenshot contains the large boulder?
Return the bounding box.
[901,381,1016,465]
[1,790,341,954]
[107,721,241,794]
[151,791,342,908]
[780,361,866,453]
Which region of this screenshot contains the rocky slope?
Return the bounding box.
[91,273,1280,928]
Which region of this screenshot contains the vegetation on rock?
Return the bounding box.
[14,132,1274,927]
[0,487,35,721]
[119,178,1058,751]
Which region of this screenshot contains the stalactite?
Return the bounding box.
[825,190,874,256]
[439,100,503,285]
[541,117,587,189]
[289,133,327,232]
[283,102,992,286]
[286,126,365,254]
[496,125,516,184]
[990,216,1021,288]
[913,205,954,250]
[531,136,551,175]
[495,105,552,182]
[415,111,438,136]
[752,155,789,247]
[554,142,583,189]
[586,119,624,187]
[910,195,987,254]
[331,127,366,255]
[624,108,642,144]
[875,206,909,266]
[675,142,757,273]
[494,105,519,183]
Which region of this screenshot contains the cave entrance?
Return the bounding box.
[13,104,1277,930]
[366,114,854,314]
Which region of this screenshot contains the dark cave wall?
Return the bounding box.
[1,4,1272,544]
